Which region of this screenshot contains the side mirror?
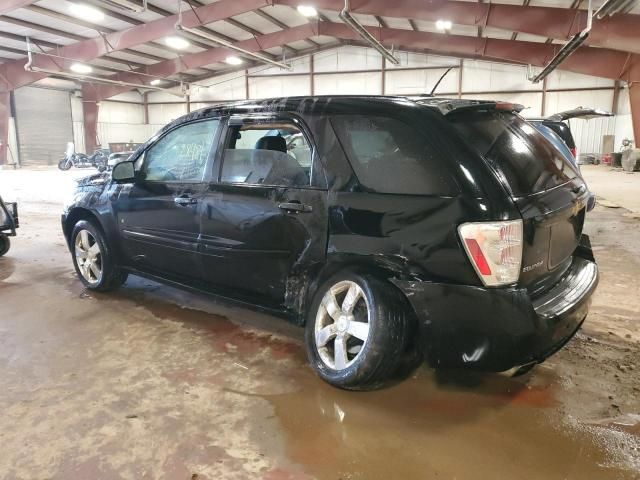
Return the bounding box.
[112,160,136,183]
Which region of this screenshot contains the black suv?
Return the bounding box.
[62,96,598,390]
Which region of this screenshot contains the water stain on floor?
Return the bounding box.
[117,283,639,480]
[92,277,640,480]
[257,366,639,480]
[2,207,639,479]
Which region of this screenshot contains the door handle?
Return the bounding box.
[278,201,312,213]
[174,195,197,206]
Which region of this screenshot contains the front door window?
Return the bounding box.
[142,119,220,182]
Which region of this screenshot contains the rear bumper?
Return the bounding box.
[392,239,598,371]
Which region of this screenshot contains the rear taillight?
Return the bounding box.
[570,147,577,158]
[458,220,523,287]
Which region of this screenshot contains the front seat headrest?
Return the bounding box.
[254,135,287,153]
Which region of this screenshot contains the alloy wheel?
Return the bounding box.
[74,229,103,285]
[314,280,371,370]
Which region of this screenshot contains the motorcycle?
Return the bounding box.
[58,143,109,172]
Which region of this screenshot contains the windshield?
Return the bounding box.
[448,111,579,197]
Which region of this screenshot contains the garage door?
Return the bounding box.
[14,87,73,167]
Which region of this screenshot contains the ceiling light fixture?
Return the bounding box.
[70,63,92,74]
[69,3,105,22]
[165,36,190,50]
[436,19,452,31]
[102,0,148,13]
[297,5,318,17]
[225,56,243,65]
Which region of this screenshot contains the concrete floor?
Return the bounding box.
[0,166,639,479]
[581,164,640,213]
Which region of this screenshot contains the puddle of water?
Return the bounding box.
[257,366,639,480]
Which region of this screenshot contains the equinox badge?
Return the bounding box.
[522,260,544,273]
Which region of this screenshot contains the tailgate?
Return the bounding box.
[448,108,585,290]
[516,179,588,290]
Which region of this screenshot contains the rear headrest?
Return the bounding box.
[255,135,287,153]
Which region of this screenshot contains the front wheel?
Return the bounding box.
[71,220,127,291]
[58,158,72,170]
[305,272,415,390]
[0,235,10,256]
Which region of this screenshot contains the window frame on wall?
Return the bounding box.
[135,117,223,184]
[213,113,326,189]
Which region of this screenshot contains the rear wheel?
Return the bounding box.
[71,220,126,291]
[305,272,415,390]
[0,235,10,256]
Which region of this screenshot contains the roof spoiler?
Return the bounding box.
[416,98,525,116]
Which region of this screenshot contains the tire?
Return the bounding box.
[58,159,72,170]
[71,220,126,292]
[305,271,415,390]
[0,235,10,256]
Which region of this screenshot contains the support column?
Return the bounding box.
[458,59,463,99]
[629,61,640,146]
[143,92,149,125]
[630,83,640,146]
[0,90,9,166]
[81,84,99,154]
[309,54,314,96]
[244,69,249,100]
[612,80,621,115]
[541,76,548,117]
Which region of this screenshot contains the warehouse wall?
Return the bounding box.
[147,45,632,156]
[6,81,163,164]
[71,91,161,153]
[6,45,634,166]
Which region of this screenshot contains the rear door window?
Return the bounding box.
[220,120,319,188]
[449,111,578,196]
[330,115,458,195]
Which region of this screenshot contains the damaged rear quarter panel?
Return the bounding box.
[326,192,487,286]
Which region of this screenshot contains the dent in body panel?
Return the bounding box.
[327,193,499,285]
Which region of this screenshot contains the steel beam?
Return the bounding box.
[274,0,640,54]
[91,22,640,102]
[318,22,635,81]
[0,0,35,15]
[91,24,319,101]
[0,0,270,92]
[0,91,9,166]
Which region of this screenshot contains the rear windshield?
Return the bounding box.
[331,115,458,195]
[449,111,579,196]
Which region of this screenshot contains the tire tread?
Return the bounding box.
[71,220,126,292]
[305,271,417,390]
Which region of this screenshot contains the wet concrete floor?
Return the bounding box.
[0,204,638,479]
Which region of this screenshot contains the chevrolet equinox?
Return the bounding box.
[62,96,599,390]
